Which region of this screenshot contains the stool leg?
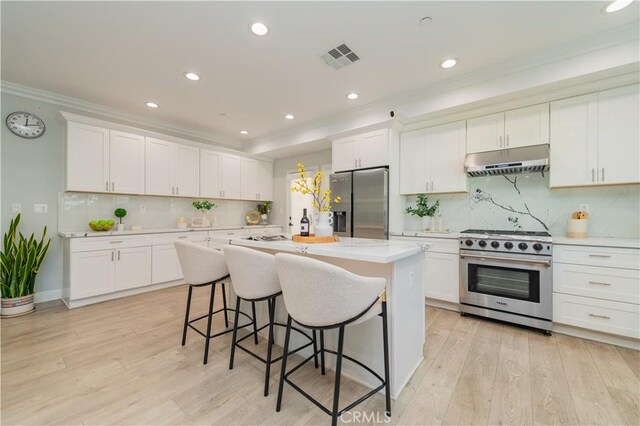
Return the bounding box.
[269,298,277,346]
[312,330,319,368]
[203,283,216,365]
[181,285,193,346]
[320,330,326,375]
[331,326,345,426]
[251,301,259,345]
[221,282,229,329]
[276,315,293,412]
[264,296,276,397]
[229,296,242,370]
[381,301,391,416]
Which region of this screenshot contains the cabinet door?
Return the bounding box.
[597,84,640,185]
[504,103,550,148]
[70,249,115,299]
[257,160,274,200]
[424,252,459,303]
[428,121,467,193]
[359,129,388,168]
[240,158,258,200]
[145,138,175,196]
[115,246,152,291]
[399,129,428,195]
[550,94,598,188]
[200,149,222,198]
[109,131,145,194]
[332,136,359,172]
[466,112,504,153]
[220,154,242,199]
[152,244,183,284]
[175,145,199,197]
[66,122,110,192]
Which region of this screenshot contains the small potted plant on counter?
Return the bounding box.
[114,208,127,231]
[257,201,273,225]
[406,194,440,231]
[0,214,51,317]
[192,200,216,227]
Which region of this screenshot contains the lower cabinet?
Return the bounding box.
[152,244,184,284]
[424,251,459,303]
[115,246,152,291]
[70,249,116,299]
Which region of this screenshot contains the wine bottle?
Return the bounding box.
[300,208,310,237]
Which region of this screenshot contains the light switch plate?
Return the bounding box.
[34,204,48,214]
[12,203,21,213]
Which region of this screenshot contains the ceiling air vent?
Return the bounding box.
[321,43,360,70]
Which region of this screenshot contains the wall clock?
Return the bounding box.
[6,112,46,139]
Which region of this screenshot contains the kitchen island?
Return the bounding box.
[212,236,427,398]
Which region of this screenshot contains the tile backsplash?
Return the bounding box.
[58,192,263,232]
[404,172,640,238]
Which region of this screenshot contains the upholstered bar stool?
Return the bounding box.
[174,241,255,365]
[274,253,391,426]
[224,245,318,397]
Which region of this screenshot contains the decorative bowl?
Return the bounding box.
[88,221,114,232]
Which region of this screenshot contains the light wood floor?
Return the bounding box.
[2,286,638,425]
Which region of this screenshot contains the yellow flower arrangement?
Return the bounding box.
[290,162,341,212]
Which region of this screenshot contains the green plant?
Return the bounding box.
[192,200,216,213]
[114,208,127,224]
[257,201,273,215]
[405,194,440,218]
[0,214,51,298]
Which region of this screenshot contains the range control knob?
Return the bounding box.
[518,242,528,250]
[504,242,514,249]
[491,241,500,248]
[533,243,543,251]
[465,240,473,247]
[478,240,487,248]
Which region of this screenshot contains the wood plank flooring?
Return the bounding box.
[2,286,638,425]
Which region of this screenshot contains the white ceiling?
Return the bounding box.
[2,1,638,147]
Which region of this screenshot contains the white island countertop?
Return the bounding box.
[214,236,427,264]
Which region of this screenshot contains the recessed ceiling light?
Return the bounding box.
[441,58,457,69]
[284,114,295,120]
[418,17,433,27]
[346,92,359,100]
[184,72,200,81]
[604,0,633,13]
[240,130,249,135]
[251,22,268,36]
[145,102,159,108]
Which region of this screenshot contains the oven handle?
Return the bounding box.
[460,253,551,267]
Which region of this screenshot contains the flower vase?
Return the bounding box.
[260,214,269,225]
[315,211,334,237]
[421,216,432,231]
[200,211,211,227]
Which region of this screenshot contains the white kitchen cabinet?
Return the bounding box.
[174,145,200,197]
[466,104,549,153]
[70,249,115,299]
[114,246,152,291]
[66,122,110,192]
[109,130,145,195]
[220,154,242,199]
[399,121,467,195]
[332,129,389,172]
[550,85,640,188]
[425,251,459,303]
[257,160,274,200]
[200,149,222,198]
[241,158,258,200]
[145,137,175,196]
[152,244,183,284]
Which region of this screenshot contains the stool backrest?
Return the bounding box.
[174,240,229,285]
[224,245,281,300]
[274,253,385,327]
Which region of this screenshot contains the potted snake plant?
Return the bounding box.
[0,214,51,317]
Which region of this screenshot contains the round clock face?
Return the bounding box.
[6,112,46,139]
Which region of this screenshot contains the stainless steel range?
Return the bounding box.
[458,229,553,333]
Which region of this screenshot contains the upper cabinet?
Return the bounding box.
[145,138,198,197]
[199,149,222,198]
[332,129,389,172]
[109,131,145,194]
[240,158,258,200]
[467,104,549,153]
[257,160,274,201]
[220,154,242,199]
[550,84,639,188]
[400,120,467,195]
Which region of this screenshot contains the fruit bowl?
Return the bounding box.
[88,220,115,232]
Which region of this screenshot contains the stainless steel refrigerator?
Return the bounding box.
[330,167,389,239]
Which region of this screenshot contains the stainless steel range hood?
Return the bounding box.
[464,144,550,177]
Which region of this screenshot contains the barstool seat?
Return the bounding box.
[274,253,391,426]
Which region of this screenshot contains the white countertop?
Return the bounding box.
[552,236,640,249]
[58,225,283,238]
[214,236,427,264]
[391,231,459,239]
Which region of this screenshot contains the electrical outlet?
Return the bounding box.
[33,204,48,214]
[12,203,21,213]
[140,206,146,214]
[579,203,590,213]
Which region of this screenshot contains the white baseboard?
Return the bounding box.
[425,298,460,312]
[35,289,63,303]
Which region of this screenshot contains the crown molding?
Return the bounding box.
[0,80,243,149]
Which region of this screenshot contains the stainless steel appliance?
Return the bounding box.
[330,168,389,239]
[458,229,553,332]
[464,144,550,177]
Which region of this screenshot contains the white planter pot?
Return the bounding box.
[116,223,125,231]
[260,214,269,225]
[315,211,334,237]
[421,216,432,231]
[1,294,35,317]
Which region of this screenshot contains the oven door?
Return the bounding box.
[459,250,552,320]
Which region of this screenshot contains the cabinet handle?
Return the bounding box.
[592,168,595,182]
[588,313,610,320]
[499,136,503,148]
[117,250,120,261]
[171,187,174,195]
[111,251,114,262]
[588,281,611,286]
[111,182,114,192]
[177,236,188,239]
[176,187,179,195]
[109,241,123,244]
[506,135,509,147]
[106,181,109,191]
[588,254,611,258]
[601,168,605,182]
[359,158,362,168]
[355,159,357,168]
